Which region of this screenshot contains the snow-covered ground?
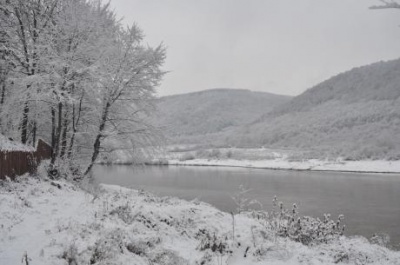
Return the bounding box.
[153,147,400,173]
[101,146,400,173]
[1,175,399,265]
[0,134,35,152]
[168,158,400,173]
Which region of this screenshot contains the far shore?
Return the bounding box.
[99,158,400,174]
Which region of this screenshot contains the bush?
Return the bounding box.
[89,229,126,264]
[226,150,233,159]
[179,153,195,161]
[60,244,78,265]
[208,149,221,159]
[110,204,135,224]
[263,197,345,246]
[195,229,230,255]
[370,233,391,248]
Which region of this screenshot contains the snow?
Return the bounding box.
[108,146,400,173]
[1,175,400,265]
[167,158,400,174]
[0,134,35,152]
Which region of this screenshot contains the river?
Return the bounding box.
[94,165,400,247]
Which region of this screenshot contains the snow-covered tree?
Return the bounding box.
[46,0,118,168]
[0,0,166,177]
[84,25,165,174]
[0,0,58,144]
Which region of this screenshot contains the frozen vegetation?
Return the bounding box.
[1,175,400,265]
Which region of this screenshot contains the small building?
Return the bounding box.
[0,135,52,180]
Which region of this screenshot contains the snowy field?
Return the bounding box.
[168,158,400,173]
[147,147,400,173]
[1,175,399,265]
[101,146,400,173]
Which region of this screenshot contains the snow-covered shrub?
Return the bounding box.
[195,228,231,255]
[179,153,195,161]
[89,229,126,264]
[148,158,169,165]
[60,244,78,265]
[109,204,135,224]
[303,236,400,265]
[370,233,391,248]
[149,249,187,265]
[194,149,208,158]
[125,237,161,257]
[44,157,84,181]
[194,148,227,159]
[263,197,345,246]
[252,242,291,261]
[126,242,148,256]
[208,149,221,159]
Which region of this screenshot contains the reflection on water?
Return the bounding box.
[94,165,400,247]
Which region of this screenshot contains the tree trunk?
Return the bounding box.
[67,92,83,159]
[84,101,110,175]
[50,102,62,165]
[32,120,37,146]
[0,80,5,105]
[59,110,68,158]
[67,106,76,159]
[0,80,5,131]
[51,106,55,149]
[67,131,75,159]
[21,101,29,144]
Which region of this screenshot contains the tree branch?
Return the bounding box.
[370,0,400,9]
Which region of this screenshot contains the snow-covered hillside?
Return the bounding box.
[152,59,400,161]
[153,88,291,144]
[228,59,400,160]
[1,176,399,265]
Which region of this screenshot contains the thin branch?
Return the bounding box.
[370,0,400,9]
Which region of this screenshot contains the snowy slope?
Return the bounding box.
[1,176,399,265]
[153,88,291,145]
[230,58,400,160]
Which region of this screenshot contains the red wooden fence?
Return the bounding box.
[0,139,52,180]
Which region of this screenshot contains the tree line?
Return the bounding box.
[0,0,165,176]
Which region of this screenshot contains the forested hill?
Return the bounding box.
[231,58,400,160]
[154,89,292,142]
[267,59,400,116]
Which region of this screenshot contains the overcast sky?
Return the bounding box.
[110,0,400,97]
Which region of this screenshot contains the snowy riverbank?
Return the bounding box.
[102,146,400,173]
[1,175,399,265]
[166,158,400,174]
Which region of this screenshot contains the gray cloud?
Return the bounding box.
[110,0,400,96]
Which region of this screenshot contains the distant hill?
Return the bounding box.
[154,88,292,144]
[230,59,400,160]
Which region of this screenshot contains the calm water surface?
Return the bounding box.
[94,165,400,247]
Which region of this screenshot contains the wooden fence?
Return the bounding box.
[0,139,52,180]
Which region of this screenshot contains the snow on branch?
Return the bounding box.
[370,0,400,9]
